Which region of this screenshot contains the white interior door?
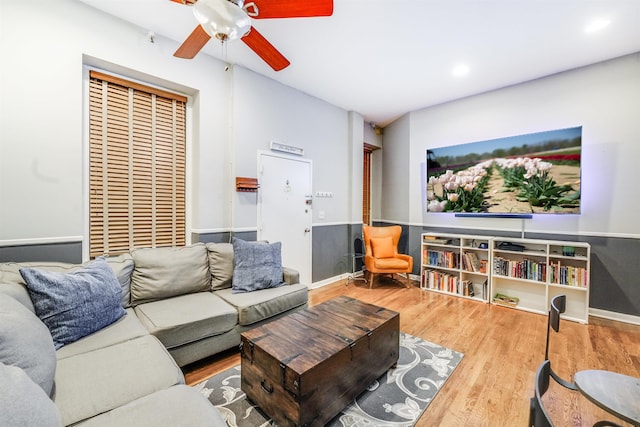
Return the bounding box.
[258,152,312,284]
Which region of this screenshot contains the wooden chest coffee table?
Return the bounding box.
[240,296,400,427]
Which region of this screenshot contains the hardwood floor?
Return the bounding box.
[183,277,640,427]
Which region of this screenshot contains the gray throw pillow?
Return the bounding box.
[105,253,134,308]
[19,257,126,350]
[0,294,56,397]
[206,242,234,290]
[130,243,211,305]
[0,362,62,427]
[231,237,284,294]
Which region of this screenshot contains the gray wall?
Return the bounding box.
[312,224,350,282]
[0,242,82,264]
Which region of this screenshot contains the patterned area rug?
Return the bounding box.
[193,333,463,427]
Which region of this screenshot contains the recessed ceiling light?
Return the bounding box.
[452,64,470,77]
[585,18,610,33]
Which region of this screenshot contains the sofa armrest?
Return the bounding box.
[282,267,299,285]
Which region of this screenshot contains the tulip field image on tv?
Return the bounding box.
[426,126,582,214]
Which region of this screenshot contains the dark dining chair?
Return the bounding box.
[528,295,623,427]
[544,295,576,389]
[530,360,622,427]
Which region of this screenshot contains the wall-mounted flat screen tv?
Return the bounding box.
[426,126,581,215]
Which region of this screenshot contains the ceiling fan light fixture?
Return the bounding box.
[193,0,251,42]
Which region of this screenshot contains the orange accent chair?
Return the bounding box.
[363,225,413,289]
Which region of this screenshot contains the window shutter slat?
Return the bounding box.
[89,71,186,257]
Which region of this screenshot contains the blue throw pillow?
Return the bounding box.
[20,257,126,350]
[231,238,284,294]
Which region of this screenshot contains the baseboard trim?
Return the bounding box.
[589,308,640,326]
[309,274,350,289]
[0,236,83,247]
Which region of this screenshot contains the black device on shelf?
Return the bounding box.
[497,242,525,252]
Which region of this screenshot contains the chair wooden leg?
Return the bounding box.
[405,273,411,288]
[369,272,374,289]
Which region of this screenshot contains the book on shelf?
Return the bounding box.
[463,252,481,272]
[479,260,487,274]
[461,280,474,297]
[426,250,458,269]
[472,280,488,300]
[549,260,588,287]
[493,293,519,308]
[493,256,547,282]
[424,269,459,293]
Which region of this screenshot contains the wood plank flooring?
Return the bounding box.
[183,277,640,427]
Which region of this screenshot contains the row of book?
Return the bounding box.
[493,256,547,282]
[461,252,488,273]
[423,249,458,269]
[422,270,487,298]
[422,269,460,293]
[549,262,588,287]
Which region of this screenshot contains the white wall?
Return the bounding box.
[363,122,382,148]
[383,52,640,238]
[378,114,411,223]
[347,112,364,224]
[0,0,230,244]
[0,0,354,249]
[230,66,351,229]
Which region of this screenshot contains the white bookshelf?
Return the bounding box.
[491,237,590,323]
[421,233,491,303]
[421,233,590,323]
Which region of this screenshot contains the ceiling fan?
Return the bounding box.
[171,0,333,71]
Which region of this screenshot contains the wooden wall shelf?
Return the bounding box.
[236,177,259,192]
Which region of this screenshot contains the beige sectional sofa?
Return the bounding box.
[0,241,308,426]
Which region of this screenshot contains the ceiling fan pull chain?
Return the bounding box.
[244,2,259,17]
[221,38,228,61]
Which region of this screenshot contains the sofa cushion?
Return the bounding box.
[73,385,227,427]
[0,362,62,427]
[0,261,77,286]
[105,253,134,308]
[215,283,308,326]
[0,261,78,313]
[20,257,126,350]
[0,282,35,312]
[130,244,211,305]
[282,266,300,285]
[54,335,184,426]
[56,308,149,360]
[0,294,57,396]
[373,257,410,270]
[231,238,284,293]
[206,242,234,290]
[134,292,238,349]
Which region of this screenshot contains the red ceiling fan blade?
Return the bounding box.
[242,27,290,71]
[245,0,333,19]
[174,25,211,59]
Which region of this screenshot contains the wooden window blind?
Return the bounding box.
[363,143,380,226]
[88,71,187,258]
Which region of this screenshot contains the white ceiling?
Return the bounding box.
[77,0,640,126]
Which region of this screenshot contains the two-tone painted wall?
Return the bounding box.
[379,52,640,321]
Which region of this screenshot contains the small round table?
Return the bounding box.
[573,370,640,425]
